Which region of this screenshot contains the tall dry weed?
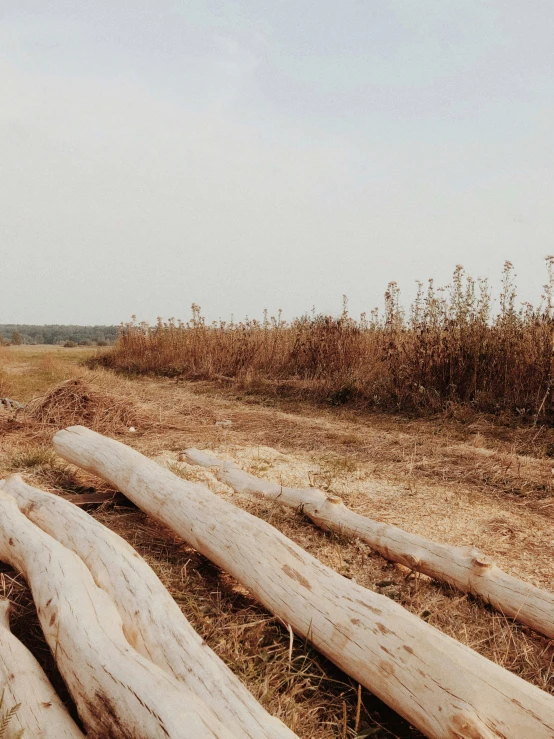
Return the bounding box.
[97,261,554,421]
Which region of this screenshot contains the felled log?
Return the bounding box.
[183,448,554,640]
[1,475,296,739]
[54,426,554,739]
[0,599,84,739]
[0,488,237,739]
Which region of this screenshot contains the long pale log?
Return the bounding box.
[184,448,554,640]
[0,599,84,739]
[54,426,554,739]
[0,475,296,739]
[0,489,237,739]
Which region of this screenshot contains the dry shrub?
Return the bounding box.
[97,260,554,423]
[26,378,139,433]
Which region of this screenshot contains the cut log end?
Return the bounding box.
[0,598,10,628]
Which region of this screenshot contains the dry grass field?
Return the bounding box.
[1,344,554,737]
[100,263,554,424]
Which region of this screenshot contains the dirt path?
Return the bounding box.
[118,376,554,589]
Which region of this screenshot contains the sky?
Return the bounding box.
[1,1,553,325]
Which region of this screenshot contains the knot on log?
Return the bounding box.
[450,711,499,738]
[325,495,343,505]
[470,550,493,572]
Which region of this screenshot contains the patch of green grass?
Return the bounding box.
[8,446,57,471]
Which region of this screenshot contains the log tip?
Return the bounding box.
[56,425,96,438]
[0,599,12,629]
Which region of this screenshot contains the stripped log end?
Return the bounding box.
[0,598,11,628]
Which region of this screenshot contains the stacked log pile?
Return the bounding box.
[0,488,238,738]
[1,475,296,739]
[1,424,554,738]
[50,425,554,739]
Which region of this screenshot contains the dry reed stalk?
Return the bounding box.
[95,261,554,422]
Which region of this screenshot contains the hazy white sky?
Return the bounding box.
[1,1,553,324]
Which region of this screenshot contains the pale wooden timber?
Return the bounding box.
[0,599,84,739]
[0,488,237,739]
[1,475,297,739]
[184,448,554,641]
[53,426,554,739]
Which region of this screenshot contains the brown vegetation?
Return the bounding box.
[26,378,140,433]
[98,261,554,422]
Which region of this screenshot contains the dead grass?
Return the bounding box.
[97,261,554,423]
[2,345,554,736]
[26,378,141,434]
[0,685,23,739]
[0,346,95,401]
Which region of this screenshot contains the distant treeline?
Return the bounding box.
[0,324,119,346]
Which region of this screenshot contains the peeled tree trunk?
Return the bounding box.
[54,426,554,739]
[184,448,554,641]
[0,489,237,739]
[0,475,296,739]
[0,599,84,739]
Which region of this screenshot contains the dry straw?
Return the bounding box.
[26,378,140,434]
[96,260,554,422]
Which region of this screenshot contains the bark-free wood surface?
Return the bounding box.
[184,448,554,640]
[2,474,296,739]
[0,599,84,739]
[54,426,554,739]
[0,488,236,739]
